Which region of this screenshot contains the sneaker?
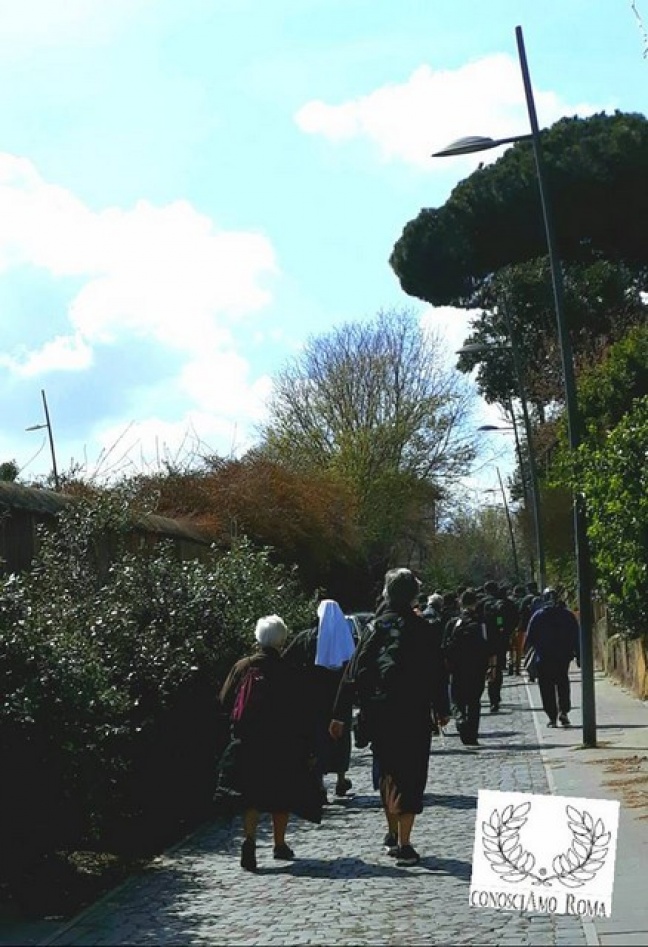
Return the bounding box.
[559,713,571,727]
[240,838,257,872]
[383,832,399,856]
[273,843,294,860]
[395,844,421,866]
[335,776,352,797]
[490,703,500,713]
[547,719,557,728]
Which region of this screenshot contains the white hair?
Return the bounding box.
[254,614,288,649]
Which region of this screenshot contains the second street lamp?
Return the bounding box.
[458,338,546,589]
[435,24,596,748]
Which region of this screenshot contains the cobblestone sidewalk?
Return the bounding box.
[44,678,590,946]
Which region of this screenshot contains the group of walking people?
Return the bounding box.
[215,567,580,872]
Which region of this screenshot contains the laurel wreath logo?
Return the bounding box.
[481,803,611,888]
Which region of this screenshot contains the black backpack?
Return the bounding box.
[347,615,404,745]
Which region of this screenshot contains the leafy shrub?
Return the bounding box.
[0,493,313,887]
[575,396,648,637]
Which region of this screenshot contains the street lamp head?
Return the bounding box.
[477,424,515,432]
[25,423,47,432]
[432,132,533,158]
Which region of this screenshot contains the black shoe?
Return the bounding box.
[395,844,421,866]
[547,719,557,728]
[319,788,330,806]
[273,843,294,860]
[241,838,257,872]
[490,704,500,713]
[335,777,352,796]
[559,713,571,727]
[383,832,398,856]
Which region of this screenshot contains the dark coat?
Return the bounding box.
[441,608,491,683]
[282,626,353,776]
[216,646,322,822]
[333,602,449,815]
[526,605,580,667]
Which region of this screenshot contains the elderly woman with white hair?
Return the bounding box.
[217,614,322,873]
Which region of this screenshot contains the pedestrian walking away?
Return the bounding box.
[215,614,323,873]
[441,588,493,747]
[329,567,450,867]
[282,598,357,802]
[478,581,506,713]
[525,588,580,728]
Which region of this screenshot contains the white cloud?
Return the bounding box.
[420,303,481,358]
[0,155,277,360]
[179,350,272,424]
[0,0,150,49]
[87,394,271,482]
[295,54,610,169]
[0,152,282,480]
[0,153,278,368]
[0,334,93,377]
[420,302,515,492]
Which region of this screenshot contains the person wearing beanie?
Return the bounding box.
[329,567,450,867]
[216,614,322,873]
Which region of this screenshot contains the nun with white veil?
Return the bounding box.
[283,598,357,802]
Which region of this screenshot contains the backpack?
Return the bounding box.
[442,613,490,666]
[230,663,268,733]
[497,597,520,641]
[350,615,404,703]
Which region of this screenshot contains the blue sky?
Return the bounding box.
[1,0,646,493]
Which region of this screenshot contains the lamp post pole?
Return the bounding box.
[483,471,520,579]
[26,389,60,491]
[499,293,546,590]
[497,466,520,579]
[433,25,597,747]
[515,25,596,747]
[459,337,544,586]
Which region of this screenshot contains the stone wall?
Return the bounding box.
[592,598,648,700]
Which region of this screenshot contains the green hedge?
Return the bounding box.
[576,396,648,637]
[0,494,313,882]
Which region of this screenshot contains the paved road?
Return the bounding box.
[43,676,591,946]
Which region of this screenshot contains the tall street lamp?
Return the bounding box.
[477,423,535,582]
[26,388,60,491]
[434,25,596,747]
[483,469,520,579]
[459,336,547,590]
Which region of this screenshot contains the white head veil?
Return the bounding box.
[314,599,356,669]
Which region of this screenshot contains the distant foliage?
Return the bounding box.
[129,456,362,597]
[0,459,19,482]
